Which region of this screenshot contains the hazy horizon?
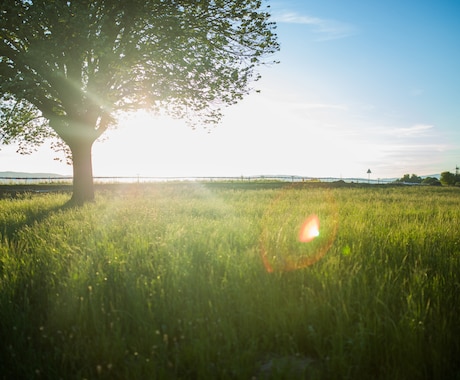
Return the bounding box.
[0,170,444,182]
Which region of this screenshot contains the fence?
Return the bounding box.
[0,175,395,185]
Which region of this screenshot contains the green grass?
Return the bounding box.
[1,183,459,379]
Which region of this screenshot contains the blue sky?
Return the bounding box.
[1,0,459,179]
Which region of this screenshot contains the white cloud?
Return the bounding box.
[297,103,349,111]
[274,12,322,25]
[382,124,434,138]
[396,124,434,137]
[273,12,357,41]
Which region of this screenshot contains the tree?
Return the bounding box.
[396,173,422,184]
[421,177,441,186]
[440,171,458,186]
[0,0,279,204]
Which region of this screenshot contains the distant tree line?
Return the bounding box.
[395,174,423,184]
[395,171,460,186]
[440,171,460,186]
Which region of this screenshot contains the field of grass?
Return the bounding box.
[1,182,459,379]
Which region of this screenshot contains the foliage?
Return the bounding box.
[421,176,441,186]
[0,97,55,153]
[396,173,422,184]
[440,171,460,186]
[1,183,460,379]
[0,0,279,203]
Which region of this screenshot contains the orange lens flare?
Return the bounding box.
[259,185,338,273]
[298,214,320,243]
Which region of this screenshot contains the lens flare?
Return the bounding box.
[298,214,320,243]
[259,184,338,273]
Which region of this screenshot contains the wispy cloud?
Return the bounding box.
[273,12,357,41]
[355,122,449,176]
[384,124,434,138]
[299,103,349,111]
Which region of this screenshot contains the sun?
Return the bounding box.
[92,110,213,178]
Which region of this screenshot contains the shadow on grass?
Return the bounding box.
[0,191,80,378]
[1,195,76,243]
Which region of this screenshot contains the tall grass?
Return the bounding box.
[0,183,459,379]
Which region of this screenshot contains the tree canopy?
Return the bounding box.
[0,0,279,203]
[396,174,422,184]
[440,171,460,186]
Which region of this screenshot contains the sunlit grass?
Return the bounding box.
[1,183,459,379]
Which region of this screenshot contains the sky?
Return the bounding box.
[1,0,459,180]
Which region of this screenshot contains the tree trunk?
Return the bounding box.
[69,137,95,205]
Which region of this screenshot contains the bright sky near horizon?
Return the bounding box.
[1,0,459,179]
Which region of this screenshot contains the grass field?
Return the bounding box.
[1,182,459,379]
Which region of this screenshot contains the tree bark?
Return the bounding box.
[68,137,95,205]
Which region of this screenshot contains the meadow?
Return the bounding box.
[0,182,459,379]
